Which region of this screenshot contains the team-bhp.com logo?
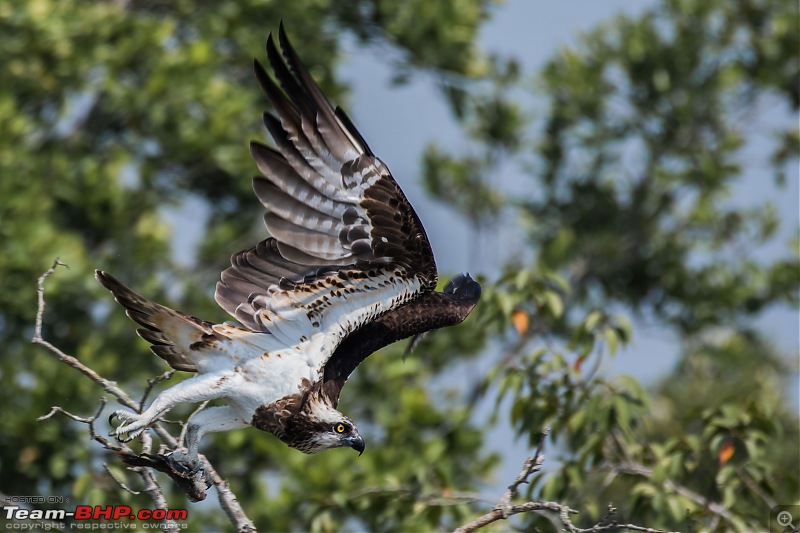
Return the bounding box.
[3,502,188,530]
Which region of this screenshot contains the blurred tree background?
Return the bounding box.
[1,0,797,531]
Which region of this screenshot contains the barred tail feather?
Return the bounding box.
[95,271,221,372]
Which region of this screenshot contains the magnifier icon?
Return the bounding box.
[778,510,796,530]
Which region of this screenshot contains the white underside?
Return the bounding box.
[172,269,422,419]
[109,268,423,452]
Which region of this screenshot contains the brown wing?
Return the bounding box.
[319,274,482,407]
[215,24,437,334]
[251,275,482,446]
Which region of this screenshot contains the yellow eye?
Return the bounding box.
[335,424,345,434]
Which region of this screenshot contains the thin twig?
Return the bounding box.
[140,428,155,455]
[454,454,682,533]
[736,464,778,509]
[38,406,93,423]
[454,498,577,533]
[103,463,141,495]
[32,261,256,532]
[141,370,176,410]
[36,399,176,527]
[494,454,545,518]
[38,398,123,452]
[33,261,143,414]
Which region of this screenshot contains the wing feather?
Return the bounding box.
[320,274,482,407]
[275,25,363,164]
[263,212,348,259]
[265,35,345,185]
[214,26,439,375]
[251,144,346,218]
[261,114,345,200]
[95,270,220,372]
[258,186,343,238]
[96,27,479,401]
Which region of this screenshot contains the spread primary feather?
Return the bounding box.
[98,24,481,479]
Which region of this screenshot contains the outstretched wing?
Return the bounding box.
[215,25,438,367]
[318,274,482,407]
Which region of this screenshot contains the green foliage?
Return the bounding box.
[1,1,498,531]
[2,0,797,532]
[423,0,798,530]
[427,0,799,334]
[332,0,496,78]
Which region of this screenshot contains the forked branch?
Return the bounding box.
[32,260,256,532]
[454,454,681,533]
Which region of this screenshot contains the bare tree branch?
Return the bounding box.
[32,260,256,532]
[38,398,123,453]
[495,452,544,518]
[140,370,176,410]
[454,455,681,533]
[103,463,142,496]
[33,260,143,414]
[36,398,178,529]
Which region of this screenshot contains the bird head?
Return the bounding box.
[288,399,365,455]
[252,385,365,455]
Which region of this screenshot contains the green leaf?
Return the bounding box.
[605,327,619,355]
[545,290,564,318]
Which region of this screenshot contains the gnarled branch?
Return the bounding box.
[32,260,256,532]
[454,454,681,533]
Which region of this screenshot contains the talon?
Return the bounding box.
[165,451,204,480]
[112,428,128,442]
[109,412,121,438]
[108,410,148,443]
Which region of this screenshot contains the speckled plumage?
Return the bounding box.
[99,25,481,476]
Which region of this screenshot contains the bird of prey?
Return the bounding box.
[99,25,481,480]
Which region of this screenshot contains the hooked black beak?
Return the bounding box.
[347,435,365,456]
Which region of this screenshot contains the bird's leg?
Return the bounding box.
[109,373,237,442]
[165,405,250,479]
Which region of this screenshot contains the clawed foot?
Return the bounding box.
[117,450,211,502]
[108,410,151,442]
[164,450,205,481]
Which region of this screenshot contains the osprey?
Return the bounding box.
[99,25,481,478]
